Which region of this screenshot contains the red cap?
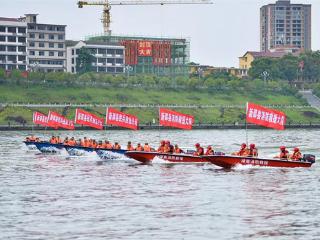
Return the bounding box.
[280,146,286,150]
[294,147,299,152]
[207,145,212,149]
[195,143,200,147]
[250,144,255,148]
[241,143,247,148]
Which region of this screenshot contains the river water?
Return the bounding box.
[0,129,319,240]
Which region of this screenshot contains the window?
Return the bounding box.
[58,43,64,48]
[18,27,26,34]
[57,26,65,32]
[49,43,54,48]
[0,46,5,51]
[72,67,74,73]
[18,65,26,71]
[72,58,74,64]
[72,49,74,55]
[115,49,123,55]
[29,33,35,38]
[8,55,16,62]
[37,25,46,30]
[39,42,45,48]
[7,27,16,33]
[76,49,80,54]
[0,36,5,42]
[48,26,55,31]
[18,46,26,52]
[39,33,45,39]
[58,51,64,57]
[7,46,16,52]
[98,49,106,54]
[58,34,64,40]
[116,67,123,73]
[107,67,115,73]
[28,25,35,30]
[18,37,26,43]
[107,49,115,55]
[29,42,35,47]
[49,51,54,56]
[49,34,55,40]
[107,58,114,64]
[8,36,16,42]
[39,51,45,56]
[18,55,26,61]
[116,58,123,64]
[29,51,35,55]
[0,26,6,32]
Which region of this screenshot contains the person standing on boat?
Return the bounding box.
[248,144,258,157]
[275,146,289,159]
[290,147,302,161]
[127,141,134,151]
[194,143,204,156]
[205,146,214,155]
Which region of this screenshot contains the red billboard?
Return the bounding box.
[159,108,194,130]
[121,40,138,65]
[152,41,171,66]
[138,41,153,56]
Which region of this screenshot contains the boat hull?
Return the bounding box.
[125,151,209,164]
[204,155,313,169]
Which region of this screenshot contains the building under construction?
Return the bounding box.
[86,34,190,77]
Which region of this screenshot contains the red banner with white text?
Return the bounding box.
[106,107,139,130]
[246,102,286,130]
[33,112,49,127]
[47,111,75,130]
[159,108,194,130]
[75,108,103,130]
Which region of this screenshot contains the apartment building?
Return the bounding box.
[25,14,66,72]
[0,17,27,71]
[0,14,66,72]
[260,0,311,52]
[66,40,125,74]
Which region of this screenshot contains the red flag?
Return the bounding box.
[47,111,75,130]
[33,112,48,127]
[246,102,286,130]
[159,108,194,130]
[75,108,103,130]
[106,107,139,130]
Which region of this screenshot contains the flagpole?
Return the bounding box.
[158,106,161,142]
[245,102,248,146]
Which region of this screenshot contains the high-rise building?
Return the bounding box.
[260,0,311,52]
[0,14,66,72]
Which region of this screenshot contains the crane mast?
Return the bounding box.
[78,0,213,35]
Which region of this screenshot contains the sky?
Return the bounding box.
[2,0,320,67]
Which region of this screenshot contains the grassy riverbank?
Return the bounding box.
[1,83,320,125]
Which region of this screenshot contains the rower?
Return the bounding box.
[248,144,258,157]
[135,143,143,151]
[290,147,302,161]
[275,146,289,159]
[113,142,121,150]
[127,141,134,151]
[157,140,165,153]
[103,140,113,149]
[205,146,214,155]
[96,141,103,149]
[91,140,98,148]
[49,136,56,144]
[143,143,151,152]
[77,139,82,146]
[233,143,249,156]
[174,144,183,154]
[63,137,69,145]
[193,143,204,156]
[56,136,62,144]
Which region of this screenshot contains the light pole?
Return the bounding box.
[197,67,203,81]
[125,65,133,80]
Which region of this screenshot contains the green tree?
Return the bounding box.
[76,47,95,74]
[11,69,22,80]
[278,55,299,82]
[0,68,5,79]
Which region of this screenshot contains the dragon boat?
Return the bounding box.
[204,155,316,169]
[125,151,210,164]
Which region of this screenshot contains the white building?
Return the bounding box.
[66,40,125,74]
[0,14,66,72]
[0,17,28,71]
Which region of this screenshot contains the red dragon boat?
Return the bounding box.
[125,151,209,164]
[204,155,316,169]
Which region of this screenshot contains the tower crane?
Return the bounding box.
[78,0,213,35]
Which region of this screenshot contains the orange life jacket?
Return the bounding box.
[238,148,249,156]
[144,145,151,152]
[157,146,165,153]
[205,149,214,155]
[113,144,121,150]
[174,148,182,154]
[291,151,302,161]
[136,146,143,151]
[127,145,134,151]
[248,148,258,157]
[280,150,289,159]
